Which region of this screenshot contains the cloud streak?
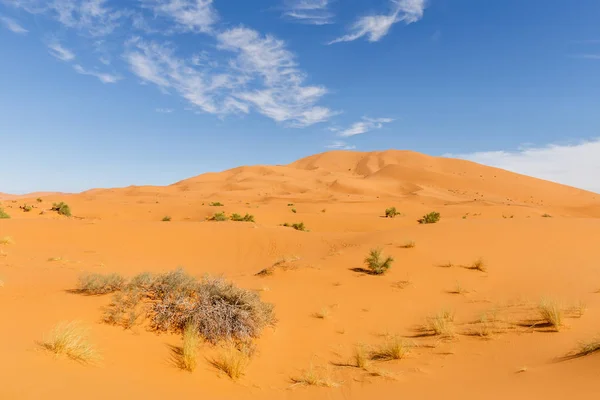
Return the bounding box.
[47,41,76,61]
[329,0,426,44]
[447,139,600,194]
[73,64,120,83]
[142,0,217,33]
[338,117,394,137]
[326,140,356,150]
[0,16,28,34]
[282,0,334,25]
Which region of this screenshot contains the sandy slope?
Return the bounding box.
[1,150,599,399]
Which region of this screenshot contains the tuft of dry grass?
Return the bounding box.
[569,301,586,318]
[448,281,468,295]
[575,338,600,357]
[399,240,415,249]
[476,313,494,338]
[370,336,412,361]
[468,258,487,272]
[211,342,252,380]
[40,321,99,363]
[313,307,330,319]
[292,364,340,387]
[538,298,563,331]
[181,322,200,372]
[353,345,369,368]
[427,309,455,337]
[0,236,14,245]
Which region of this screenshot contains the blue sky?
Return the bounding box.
[1,0,599,194]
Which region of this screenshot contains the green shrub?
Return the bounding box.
[51,202,71,217]
[36,198,43,203]
[21,204,33,212]
[162,216,172,222]
[287,203,294,206]
[209,212,228,222]
[0,208,10,219]
[282,222,307,231]
[209,202,224,207]
[542,213,552,218]
[230,213,255,222]
[385,207,400,218]
[418,211,440,224]
[364,249,394,275]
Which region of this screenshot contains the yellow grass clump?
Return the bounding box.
[212,342,252,380]
[292,363,340,388]
[370,336,412,361]
[181,323,200,372]
[0,236,14,245]
[40,321,99,364]
[538,298,563,331]
[427,309,455,337]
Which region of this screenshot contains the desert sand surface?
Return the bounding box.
[1,150,599,400]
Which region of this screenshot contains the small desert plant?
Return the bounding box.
[0,208,9,219]
[313,307,330,319]
[212,342,252,380]
[21,204,33,212]
[370,336,412,360]
[77,273,125,295]
[287,203,294,206]
[209,202,224,207]
[399,240,415,249]
[162,216,172,222]
[181,322,200,372]
[575,338,600,357]
[292,364,340,387]
[427,309,455,337]
[230,213,255,222]
[291,208,297,213]
[0,236,14,245]
[364,249,394,275]
[51,202,71,217]
[449,281,468,295]
[36,198,43,203]
[468,258,487,272]
[209,212,229,221]
[385,207,400,218]
[282,222,307,231]
[418,211,440,224]
[40,321,99,363]
[353,345,369,368]
[538,298,563,331]
[476,313,494,338]
[541,213,552,218]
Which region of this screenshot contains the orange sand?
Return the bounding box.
[1,150,599,399]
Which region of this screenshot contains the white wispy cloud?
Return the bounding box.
[282,0,334,25]
[217,26,336,126]
[338,117,394,137]
[0,16,28,34]
[329,0,426,44]
[47,41,76,61]
[326,140,356,150]
[8,0,124,36]
[142,0,217,33]
[155,107,174,113]
[73,64,120,83]
[446,139,600,194]
[572,54,600,60]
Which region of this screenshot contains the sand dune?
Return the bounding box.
[1,150,599,399]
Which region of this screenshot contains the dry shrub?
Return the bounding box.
[0,236,14,245]
[40,321,99,363]
[399,240,415,249]
[93,268,275,343]
[468,258,487,272]
[576,338,600,357]
[353,344,369,368]
[77,273,125,295]
[370,336,412,360]
[0,208,10,219]
[313,307,330,319]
